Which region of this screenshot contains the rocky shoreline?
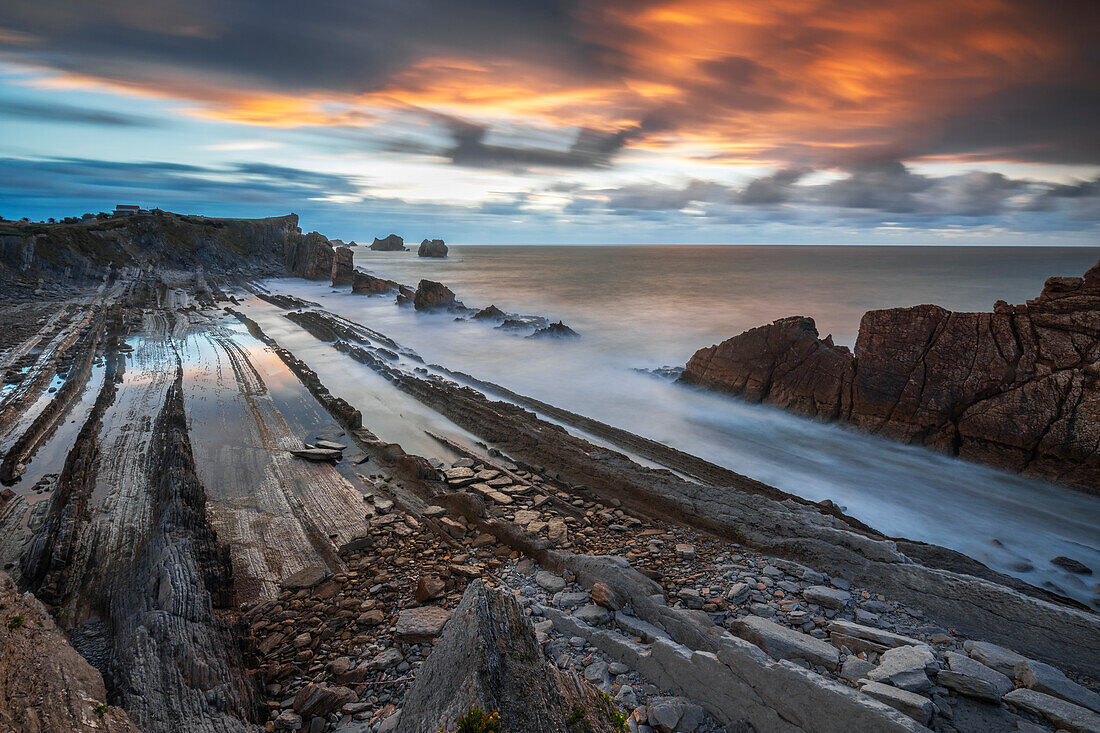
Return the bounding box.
[0,212,1097,733]
[680,262,1100,494]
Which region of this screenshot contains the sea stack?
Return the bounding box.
[418,238,448,258]
[370,234,406,251]
[330,246,354,286]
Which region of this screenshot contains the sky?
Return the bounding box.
[0,0,1098,244]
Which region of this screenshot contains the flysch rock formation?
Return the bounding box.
[681,260,1100,493]
[1,210,1098,733]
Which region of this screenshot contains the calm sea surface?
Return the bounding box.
[270,245,1100,606]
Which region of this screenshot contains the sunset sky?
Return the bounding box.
[1,0,1097,243]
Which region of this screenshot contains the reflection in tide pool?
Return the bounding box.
[253,245,1100,608]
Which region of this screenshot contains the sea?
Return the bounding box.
[260,245,1100,607]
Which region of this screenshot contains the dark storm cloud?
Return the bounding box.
[444,119,638,170]
[0,0,620,94]
[0,99,159,126]
[918,86,1100,165]
[739,168,806,204]
[562,163,1062,222]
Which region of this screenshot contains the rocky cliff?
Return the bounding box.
[0,212,343,287]
[681,261,1100,492]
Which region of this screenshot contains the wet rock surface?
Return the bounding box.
[681,260,1100,492]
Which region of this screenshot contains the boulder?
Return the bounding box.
[964,640,1029,677]
[937,651,1013,702]
[394,606,452,642]
[413,279,458,311]
[370,234,406,251]
[732,615,840,670]
[535,570,567,593]
[803,585,851,610]
[867,645,937,692]
[859,682,933,725]
[417,238,448,257]
[1014,658,1100,713]
[293,683,357,719]
[415,574,446,603]
[1004,688,1100,733]
[396,580,621,733]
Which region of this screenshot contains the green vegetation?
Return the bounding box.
[441,708,501,733]
[7,614,25,630]
[94,703,109,718]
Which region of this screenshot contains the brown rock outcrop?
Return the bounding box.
[681,261,1100,492]
[283,231,334,280]
[412,279,458,311]
[351,270,401,295]
[330,245,354,286]
[0,571,139,733]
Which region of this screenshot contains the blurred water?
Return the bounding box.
[266,245,1100,606]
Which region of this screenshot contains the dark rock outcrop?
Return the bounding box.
[412,279,460,311]
[396,580,621,733]
[529,320,580,339]
[370,234,406,251]
[681,261,1100,492]
[417,238,448,258]
[330,246,355,286]
[351,271,402,295]
[0,212,303,286]
[283,231,334,280]
[473,304,506,321]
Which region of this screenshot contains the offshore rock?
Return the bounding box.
[417,238,448,257]
[681,260,1100,492]
[331,246,355,286]
[396,580,620,733]
[351,270,402,295]
[370,234,406,251]
[412,279,459,311]
[529,320,580,339]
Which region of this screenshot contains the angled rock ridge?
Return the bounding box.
[0,211,348,286]
[681,260,1100,492]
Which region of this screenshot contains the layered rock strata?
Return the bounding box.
[681,262,1100,492]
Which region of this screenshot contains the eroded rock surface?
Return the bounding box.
[396,580,621,733]
[0,571,138,733]
[681,261,1100,491]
